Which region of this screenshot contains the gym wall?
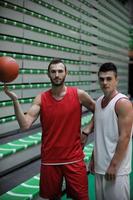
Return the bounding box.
[0,0,130,136]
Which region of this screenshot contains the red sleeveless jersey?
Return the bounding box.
[40,87,84,164]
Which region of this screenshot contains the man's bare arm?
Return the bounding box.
[81,116,94,146]
[77,89,95,112]
[4,85,41,130]
[105,99,133,180]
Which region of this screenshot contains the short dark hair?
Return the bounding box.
[98,62,117,77]
[48,58,66,73]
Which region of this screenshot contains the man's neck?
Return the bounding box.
[104,90,118,99]
[102,90,118,108]
[51,85,67,100]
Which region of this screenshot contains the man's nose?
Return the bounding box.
[55,71,59,77]
[103,79,107,84]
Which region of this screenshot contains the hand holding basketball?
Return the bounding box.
[4,84,18,101]
[0,56,19,83]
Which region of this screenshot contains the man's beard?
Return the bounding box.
[50,77,66,86]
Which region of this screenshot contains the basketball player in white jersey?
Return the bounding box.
[82,62,133,200]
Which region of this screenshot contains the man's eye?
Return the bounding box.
[99,78,104,81]
[107,77,112,81]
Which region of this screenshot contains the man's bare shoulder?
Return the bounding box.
[116,97,133,116]
[77,88,89,97]
[77,89,95,111]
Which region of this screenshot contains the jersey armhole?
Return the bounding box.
[114,97,129,116]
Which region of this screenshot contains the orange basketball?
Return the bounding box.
[0,56,19,83]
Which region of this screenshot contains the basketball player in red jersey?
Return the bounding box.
[4,58,95,200]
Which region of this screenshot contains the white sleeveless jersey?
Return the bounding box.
[94,93,132,175]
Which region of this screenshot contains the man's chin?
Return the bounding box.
[52,79,65,86]
[52,82,64,86]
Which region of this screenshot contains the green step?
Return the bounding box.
[82,113,92,127]
[0,132,41,159]
[0,175,40,200]
[84,143,94,162]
